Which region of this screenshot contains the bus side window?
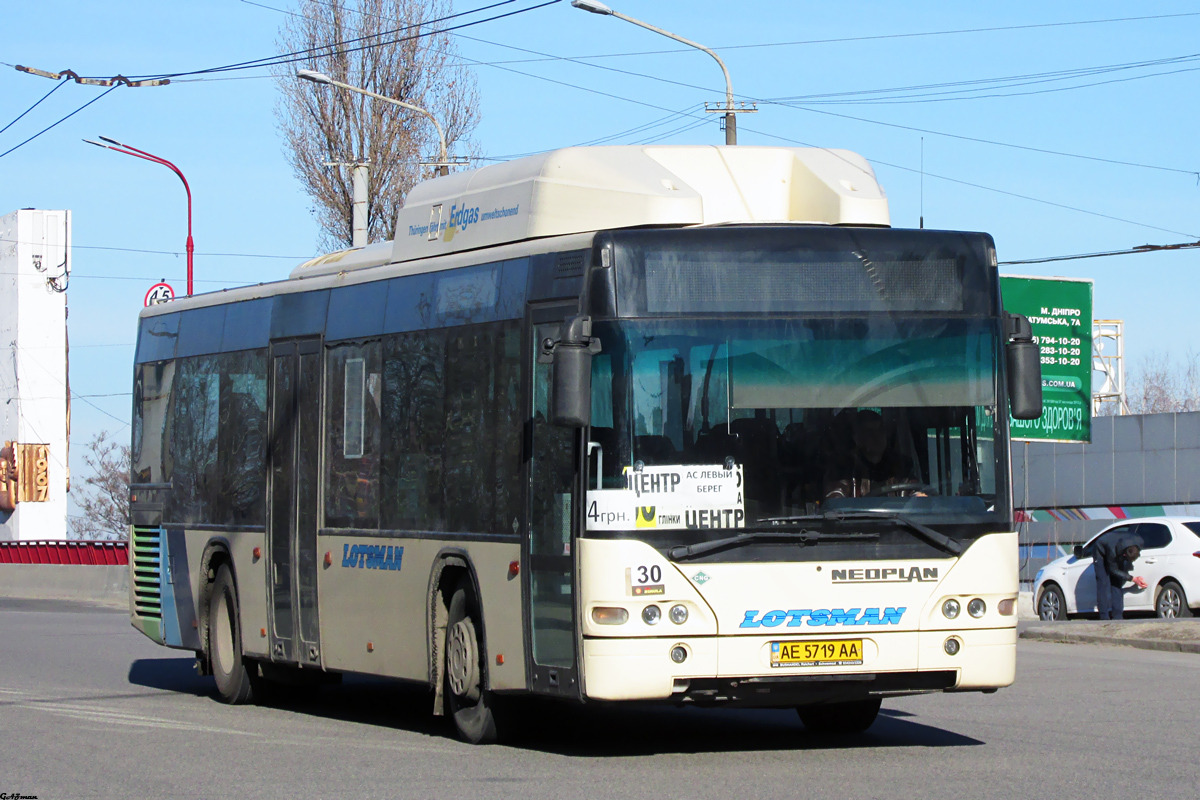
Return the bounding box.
[325,341,382,529]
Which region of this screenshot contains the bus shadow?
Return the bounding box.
[126,658,982,754]
[128,657,213,697]
[499,702,984,757]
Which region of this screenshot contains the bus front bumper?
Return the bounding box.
[581,627,1016,703]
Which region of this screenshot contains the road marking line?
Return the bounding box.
[19,700,262,736]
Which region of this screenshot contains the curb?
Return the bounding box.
[1020,628,1200,655]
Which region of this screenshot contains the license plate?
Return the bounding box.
[771,639,863,667]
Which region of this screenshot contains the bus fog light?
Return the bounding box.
[997,598,1016,616]
[591,607,629,625]
[670,645,688,664]
[944,637,962,656]
[669,604,689,624]
[942,599,961,619]
[968,598,986,618]
[642,605,662,625]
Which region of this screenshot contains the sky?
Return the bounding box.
[1,0,1198,514]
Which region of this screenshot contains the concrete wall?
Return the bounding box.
[1013,412,1200,512]
[0,564,128,608]
[0,209,70,541]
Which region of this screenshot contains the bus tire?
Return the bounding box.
[444,581,499,744]
[209,564,255,705]
[797,698,882,734]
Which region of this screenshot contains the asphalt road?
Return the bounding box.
[1,598,1197,800]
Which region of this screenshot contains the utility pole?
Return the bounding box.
[325,161,370,247]
[297,70,466,178]
[572,0,755,144]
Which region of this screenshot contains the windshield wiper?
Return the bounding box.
[668,528,879,562]
[808,510,964,556]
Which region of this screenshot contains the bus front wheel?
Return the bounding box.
[209,564,256,705]
[444,580,499,744]
[797,698,882,734]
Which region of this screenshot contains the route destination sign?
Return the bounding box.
[1000,275,1093,443]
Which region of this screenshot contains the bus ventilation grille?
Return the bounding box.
[131,526,163,619]
[556,255,584,276]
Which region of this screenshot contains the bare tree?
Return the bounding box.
[1125,351,1200,414]
[70,430,130,540]
[274,0,480,251]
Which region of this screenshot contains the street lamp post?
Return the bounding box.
[296,69,451,176]
[571,0,752,145]
[84,136,195,296]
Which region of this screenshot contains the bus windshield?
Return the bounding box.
[587,316,1008,536]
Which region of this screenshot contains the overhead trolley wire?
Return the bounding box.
[464,11,1200,65]
[773,64,1200,106]
[447,29,1200,180]
[772,106,1200,178]
[112,0,559,82]
[0,78,68,135]
[144,0,521,78]
[0,237,312,259]
[771,52,1200,104]
[0,85,120,159]
[999,240,1200,265]
[739,124,1200,240]
[448,44,1198,239]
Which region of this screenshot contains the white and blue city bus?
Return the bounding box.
[128,145,1041,743]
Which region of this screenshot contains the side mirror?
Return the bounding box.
[543,315,602,428]
[1073,545,1083,560]
[1005,312,1043,420]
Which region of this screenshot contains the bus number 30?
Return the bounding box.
[636,565,662,584]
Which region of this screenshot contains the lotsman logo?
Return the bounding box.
[740,607,906,628]
[342,543,404,572]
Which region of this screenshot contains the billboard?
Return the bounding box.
[1000,275,1093,443]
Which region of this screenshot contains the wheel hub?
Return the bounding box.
[1160,589,1181,618]
[447,617,480,702]
[1040,592,1060,620]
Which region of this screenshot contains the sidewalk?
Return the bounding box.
[1020,619,1200,654]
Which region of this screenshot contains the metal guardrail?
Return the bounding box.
[0,540,129,565]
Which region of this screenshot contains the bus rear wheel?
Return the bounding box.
[797,698,882,734]
[444,581,499,744]
[209,564,255,705]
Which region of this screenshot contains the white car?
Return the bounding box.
[1033,517,1200,620]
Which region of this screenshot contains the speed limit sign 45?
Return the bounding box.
[144,282,175,307]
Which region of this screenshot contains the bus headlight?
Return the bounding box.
[642,605,662,625]
[942,599,961,619]
[669,604,689,624]
[967,598,987,618]
[670,645,688,663]
[944,636,962,656]
[591,607,629,625]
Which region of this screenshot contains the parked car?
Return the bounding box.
[1033,517,1200,620]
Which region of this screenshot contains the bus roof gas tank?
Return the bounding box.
[391,145,890,263]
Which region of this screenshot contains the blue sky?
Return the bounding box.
[2,1,1198,500]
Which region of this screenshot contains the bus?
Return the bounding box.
[128,145,1042,743]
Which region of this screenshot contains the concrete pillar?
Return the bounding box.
[0,209,70,541]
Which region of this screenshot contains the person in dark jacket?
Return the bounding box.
[1089,528,1147,620]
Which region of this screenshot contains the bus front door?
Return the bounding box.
[526,309,583,698]
[266,338,323,668]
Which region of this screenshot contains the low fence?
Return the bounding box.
[0,540,128,566]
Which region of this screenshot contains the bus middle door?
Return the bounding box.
[266,338,323,668]
[525,305,584,698]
